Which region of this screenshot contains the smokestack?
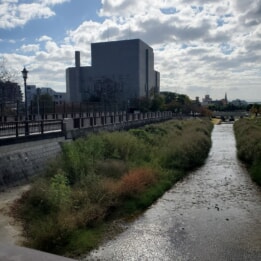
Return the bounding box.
[75,51,80,67]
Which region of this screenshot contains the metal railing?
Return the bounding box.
[0,120,63,138]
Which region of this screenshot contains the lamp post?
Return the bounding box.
[36,88,40,120]
[21,67,29,135]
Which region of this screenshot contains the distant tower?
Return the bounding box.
[225,93,228,104]
[75,51,80,67]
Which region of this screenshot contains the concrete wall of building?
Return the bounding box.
[66,68,79,103]
[66,39,160,104]
[138,40,155,98]
[91,39,140,101]
[155,71,160,94]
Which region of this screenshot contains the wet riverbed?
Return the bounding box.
[84,124,261,261]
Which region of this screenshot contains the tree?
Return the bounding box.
[0,57,22,115]
[150,94,164,111]
[160,91,196,114]
[31,93,54,114]
[137,97,151,112]
[250,104,260,117]
[0,56,18,83]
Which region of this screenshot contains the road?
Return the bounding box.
[84,123,261,261]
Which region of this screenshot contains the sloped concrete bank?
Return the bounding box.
[0,137,65,190]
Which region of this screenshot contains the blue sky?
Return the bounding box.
[1,0,261,102]
[0,1,103,52]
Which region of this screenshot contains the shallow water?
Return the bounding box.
[84,124,261,261]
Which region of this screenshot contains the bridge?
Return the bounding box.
[212,110,248,120]
[212,110,248,117]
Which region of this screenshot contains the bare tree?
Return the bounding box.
[0,56,18,83]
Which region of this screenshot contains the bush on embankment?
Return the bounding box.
[14,118,213,257]
[234,118,261,185]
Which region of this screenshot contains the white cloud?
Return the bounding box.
[37,35,53,42]
[20,44,40,53]
[95,0,261,101]
[2,0,261,101]
[40,0,70,5]
[0,2,55,29]
[0,0,70,29]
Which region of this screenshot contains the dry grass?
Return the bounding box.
[118,168,158,196]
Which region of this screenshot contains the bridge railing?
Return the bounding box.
[0,111,175,143]
[0,120,63,138]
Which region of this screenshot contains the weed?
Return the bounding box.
[14,118,213,256]
[234,118,261,185]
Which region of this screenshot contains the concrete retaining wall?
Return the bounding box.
[0,137,65,189]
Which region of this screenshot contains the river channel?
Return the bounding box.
[84,123,261,261]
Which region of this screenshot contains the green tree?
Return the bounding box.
[250,104,260,117]
[31,93,54,114]
[150,94,164,111]
[137,97,151,112]
[49,169,71,209]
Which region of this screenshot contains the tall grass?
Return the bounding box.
[13,118,213,256]
[234,118,261,185]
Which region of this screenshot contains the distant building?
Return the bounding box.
[26,85,37,106]
[0,81,22,107]
[230,99,248,107]
[220,93,228,106]
[202,94,212,106]
[40,87,67,105]
[26,85,67,105]
[66,39,160,106]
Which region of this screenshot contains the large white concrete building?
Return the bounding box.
[66,39,160,106]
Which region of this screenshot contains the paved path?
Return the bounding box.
[0,185,30,245]
[0,185,76,260]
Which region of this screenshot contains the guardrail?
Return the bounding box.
[0,111,175,145]
[0,120,63,138]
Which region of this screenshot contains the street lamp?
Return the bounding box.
[21,67,29,135]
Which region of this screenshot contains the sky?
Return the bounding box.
[0,0,261,102]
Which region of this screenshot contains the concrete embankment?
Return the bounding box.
[0,137,65,190]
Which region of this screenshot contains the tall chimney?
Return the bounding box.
[75,51,80,67]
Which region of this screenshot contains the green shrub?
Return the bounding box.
[159,120,212,171]
[49,170,71,209]
[250,161,261,185]
[96,159,128,179]
[15,118,213,256]
[101,131,149,163]
[234,118,261,185]
[61,135,105,184]
[17,178,55,219]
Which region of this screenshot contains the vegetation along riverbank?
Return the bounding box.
[12,118,213,258]
[234,118,261,185]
